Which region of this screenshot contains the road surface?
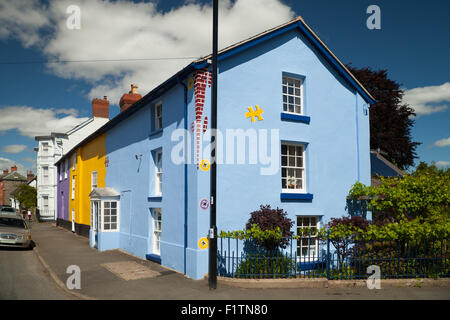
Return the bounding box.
[0,246,73,300]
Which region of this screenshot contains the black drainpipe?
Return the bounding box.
[177,76,188,275]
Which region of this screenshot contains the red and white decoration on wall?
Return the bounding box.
[193,68,212,169]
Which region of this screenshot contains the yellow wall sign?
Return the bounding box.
[199,159,210,171]
[198,237,209,250]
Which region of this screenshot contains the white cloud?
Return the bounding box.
[0,157,28,175]
[435,161,450,168]
[0,0,294,105]
[0,106,89,138]
[433,137,450,148]
[403,82,450,116]
[0,0,50,47]
[1,144,27,154]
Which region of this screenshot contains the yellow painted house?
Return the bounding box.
[68,133,107,236]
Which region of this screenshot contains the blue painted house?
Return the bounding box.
[81,16,375,279]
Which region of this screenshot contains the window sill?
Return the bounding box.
[149,128,163,137]
[148,196,162,201]
[280,193,313,201]
[280,112,310,124]
[146,254,161,264]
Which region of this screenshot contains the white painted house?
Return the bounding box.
[34,97,110,220]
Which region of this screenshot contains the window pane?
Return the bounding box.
[288,104,294,112]
[296,156,303,167]
[282,86,287,94]
[282,178,287,189]
[295,88,300,96]
[111,202,117,209]
[281,145,287,155]
[288,156,295,167]
[288,146,295,155]
[104,209,110,216]
[281,156,287,166]
[288,87,293,95]
[104,216,110,223]
[104,202,110,209]
[281,168,286,178]
[282,77,287,85]
[111,223,117,230]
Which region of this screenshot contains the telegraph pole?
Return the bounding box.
[209,0,218,290]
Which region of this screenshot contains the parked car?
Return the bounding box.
[0,215,31,249]
[0,206,17,215]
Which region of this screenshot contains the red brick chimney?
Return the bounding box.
[2,169,8,175]
[119,84,142,112]
[27,171,35,182]
[11,166,17,172]
[92,96,110,118]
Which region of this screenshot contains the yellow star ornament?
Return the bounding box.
[245,105,264,122]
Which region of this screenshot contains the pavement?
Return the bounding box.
[29,222,450,300]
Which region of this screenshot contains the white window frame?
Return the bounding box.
[91,171,98,191]
[71,176,75,200]
[154,101,162,130]
[101,200,119,232]
[42,142,49,155]
[155,150,163,196]
[59,163,62,181]
[281,143,306,193]
[296,216,320,262]
[42,195,49,210]
[42,166,49,185]
[282,76,303,115]
[72,153,76,171]
[65,159,68,179]
[152,208,162,255]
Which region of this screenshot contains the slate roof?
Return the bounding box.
[0,171,27,182]
[370,151,404,187]
[89,187,120,198]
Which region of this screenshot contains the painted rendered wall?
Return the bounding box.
[188,28,371,278]
[56,162,70,221]
[68,133,106,227]
[104,85,188,272]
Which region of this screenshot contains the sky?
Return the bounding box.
[0,0,449,175]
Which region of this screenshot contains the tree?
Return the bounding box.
[13,184,37,209]
[246,205,293,250]
[347,66,420,170]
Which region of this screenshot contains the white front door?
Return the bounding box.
[91,200,100,248]
[71,209,75,232]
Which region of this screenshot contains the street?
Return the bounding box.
[0,246,73,300]
[1,236,450,300]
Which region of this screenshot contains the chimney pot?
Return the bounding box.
[27,171,35,182]
[92,96,110,118]
[119,83,142,112]
[11,166,17,172]
[2,169,8,175]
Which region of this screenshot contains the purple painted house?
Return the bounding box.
[57,160,71,230]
